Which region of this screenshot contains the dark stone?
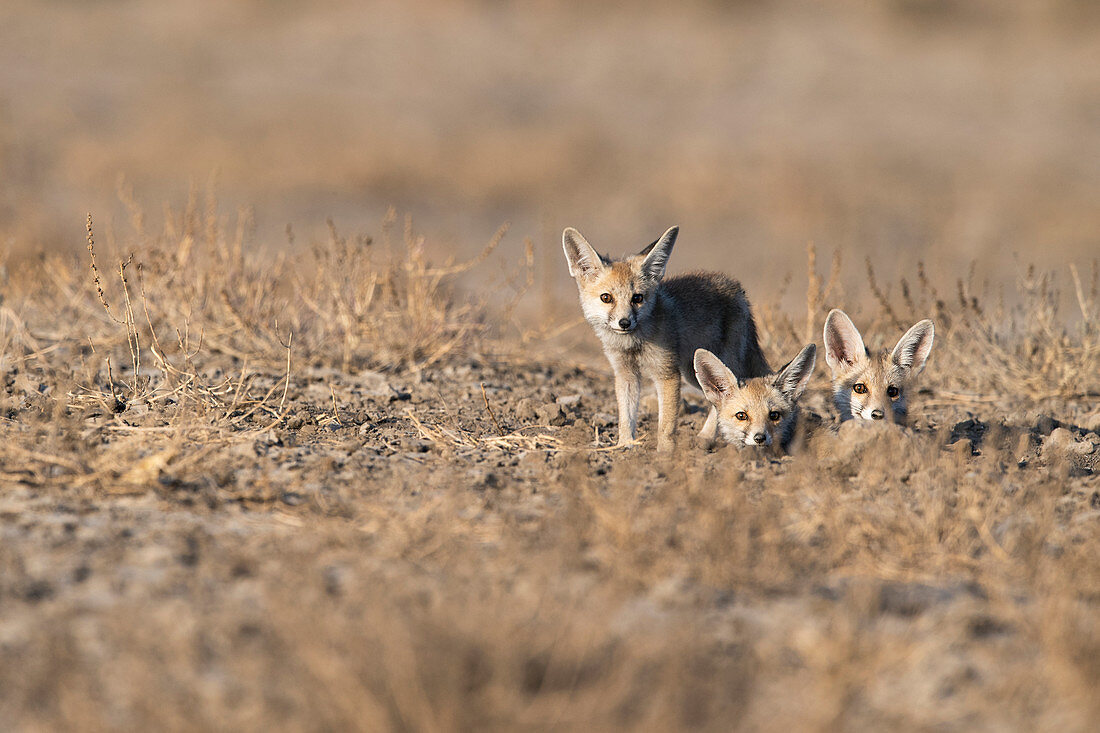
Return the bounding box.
[24,580,53,603]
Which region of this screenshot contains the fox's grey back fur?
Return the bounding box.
[660,273,771,389]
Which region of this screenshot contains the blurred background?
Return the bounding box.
[1,0,1098,305]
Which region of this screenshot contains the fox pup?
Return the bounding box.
[563,226,769,451]
[822,309,934,424]
[693,344,817,450]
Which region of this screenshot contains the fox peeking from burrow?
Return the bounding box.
[822,309,935,425]
[693,343,817,452]
[562,226,770,451]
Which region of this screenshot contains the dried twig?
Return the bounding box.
[480,382,505,437]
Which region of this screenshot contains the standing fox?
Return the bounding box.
[693,344,817,451]
[562,226,770,450]
[822,309,935,425]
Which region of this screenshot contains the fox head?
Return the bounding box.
[823,309,934,425]
[694,344,817,450]
[562,226,677,344]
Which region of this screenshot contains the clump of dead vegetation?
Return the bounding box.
[294,212,525,373]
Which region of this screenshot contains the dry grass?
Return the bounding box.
[0,196,1098,731]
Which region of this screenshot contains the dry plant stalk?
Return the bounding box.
[480,382,505,437]
[804,240,841,341]
[865,256,903,331]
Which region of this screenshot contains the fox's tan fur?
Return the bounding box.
[823,309,935,425]
[693,344,816,451]
[563,226,769,450]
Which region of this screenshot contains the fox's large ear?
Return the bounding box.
[774,343,816,401]
[823,309,866,371]
[640,226,678,282]
[562,228,605,281]
[694,348,737,407]
[891,319,934,374]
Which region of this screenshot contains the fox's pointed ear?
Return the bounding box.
[562,228,605,281]
[640,226,678,282]
[637,236,660,258]
[891,319,934,374]
[774,343,816,400]
[694,348,737,407]
[823,309,866,371]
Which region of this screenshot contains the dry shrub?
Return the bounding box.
[950,263,1100,402]
[295,211,514,372]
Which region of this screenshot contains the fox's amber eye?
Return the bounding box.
[768,411,781,421]
[887,385,900,398]
[631,293,643,304]
[734,411,749,421]
[600,293,612,303]
[852,383,868,395]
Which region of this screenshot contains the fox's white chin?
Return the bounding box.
[599,323,638,338]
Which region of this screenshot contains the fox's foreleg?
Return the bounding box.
[612,364,642,447]
[655,375,681,452]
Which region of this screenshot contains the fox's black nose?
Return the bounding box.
[618,318,631,330]
[753,433,767,444]
[870,409,884,420]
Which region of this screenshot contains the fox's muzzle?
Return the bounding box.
[743,431,771,446]
[610,314,635,332]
